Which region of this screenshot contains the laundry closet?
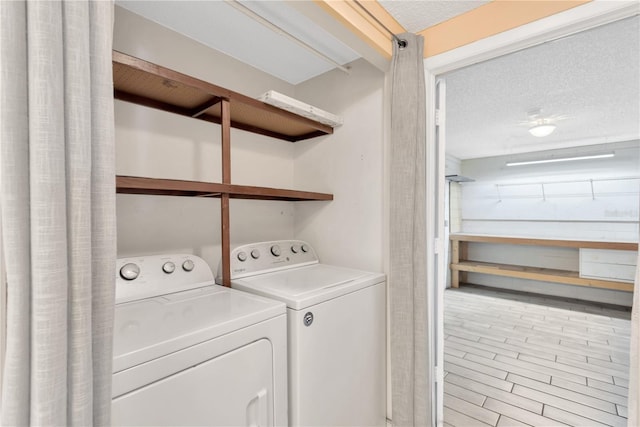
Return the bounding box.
[112,4,387,426]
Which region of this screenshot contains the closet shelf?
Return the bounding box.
[116,176,333,202]
[113,50,333,142]
[451,260,634,292]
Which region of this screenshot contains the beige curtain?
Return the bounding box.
[389,33,430,426]
[630,250,639,426]
[0,1,116,425]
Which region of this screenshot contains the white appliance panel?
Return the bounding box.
[113,285,284,372]
[287,282,386,426]
[234,264,385,310]
[113,339,274,426]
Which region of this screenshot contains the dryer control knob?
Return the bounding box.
[162,262,175,274]
[237,252,247,262]
[251,249,261,259]
[120,263,140,281]
[291,245,299,254]
[301,244,309,253]
[182,259,195,271]
[271,245,281,257]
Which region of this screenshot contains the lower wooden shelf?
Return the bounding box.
[116,175,333,201]
[451,260,634,292]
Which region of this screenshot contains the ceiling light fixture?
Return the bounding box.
[506,153,615,167]
[528,122,557,137]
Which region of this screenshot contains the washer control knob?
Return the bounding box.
[301,244,309,253]
[182,259,195,272]
[291,245,299,254]
[237,251,248,262]
[251,249,261,259]
[162,262,176,274]
[271,245,281,257]
[120,263,140,281]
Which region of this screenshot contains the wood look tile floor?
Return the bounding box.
[443,285,631,427]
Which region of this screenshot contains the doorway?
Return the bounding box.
[424,8,638,425]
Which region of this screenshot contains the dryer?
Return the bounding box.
[217,241,386,427]
[112,254,288,426]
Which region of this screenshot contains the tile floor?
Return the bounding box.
[443,285,631,427]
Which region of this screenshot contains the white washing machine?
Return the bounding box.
[217,240,386,427]
[112,254,288,426]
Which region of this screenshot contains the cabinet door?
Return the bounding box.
[113,339,274,426]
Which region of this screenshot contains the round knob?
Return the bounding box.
[237,251,247,262]
[162,262,175,274]
[291,245,299,254]
[271,245,281,257]
[301,244,309,253]
[251,249,260,259]
[120,263,140,281]
[182,259,195,271]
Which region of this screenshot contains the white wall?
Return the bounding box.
[293,59,386,272]
[461,140,639,240]
[457,140,639,305]
[114,6,298,270]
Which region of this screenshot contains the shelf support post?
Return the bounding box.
[451,239,460,288]
[221,99,232,287]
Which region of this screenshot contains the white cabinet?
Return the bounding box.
[579,248,638,283]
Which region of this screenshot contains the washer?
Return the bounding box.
[112,254,288,426]
[217,240,386,427]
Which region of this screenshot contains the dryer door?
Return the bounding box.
[112,339,274,426]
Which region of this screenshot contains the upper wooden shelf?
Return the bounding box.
[450,234,638,251]
[112,50,333,142]
[116,176,333,202]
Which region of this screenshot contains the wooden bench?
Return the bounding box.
[449,234,638,292]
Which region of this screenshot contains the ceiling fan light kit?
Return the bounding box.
[529,122,557,137]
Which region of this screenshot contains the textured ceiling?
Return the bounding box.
[443,16,640,160]
[379,0,490,33]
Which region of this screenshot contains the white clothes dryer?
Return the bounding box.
[217,241,386,427]
[112,254,288,426]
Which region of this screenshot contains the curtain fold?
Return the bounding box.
[0,1,116,425]
[389,33,430,426]
[629,251,639,426]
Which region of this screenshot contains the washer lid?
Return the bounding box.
[232,264,385,310]
[113,285,285,373]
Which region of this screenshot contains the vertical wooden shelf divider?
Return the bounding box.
[221,100,231,287]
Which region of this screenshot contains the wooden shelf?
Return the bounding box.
[450,234,638,251]
[113,51,335,286]
[451,260,634,292]
[116,176,333,201]
[450,234,637,292]
[113,51,333,142]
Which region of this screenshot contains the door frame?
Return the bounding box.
[423,1,639,424]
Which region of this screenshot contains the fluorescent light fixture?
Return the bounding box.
[258,90,343,127]
[506,153,615,167]
[529,123,557,137]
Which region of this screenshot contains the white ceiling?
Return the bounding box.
[443,16,640,160]
[116,0,360,85]
[380,0,490,33]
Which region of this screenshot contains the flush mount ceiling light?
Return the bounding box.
[520,109,567,138]
[506,153,615,167]
[528,122,557,137]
